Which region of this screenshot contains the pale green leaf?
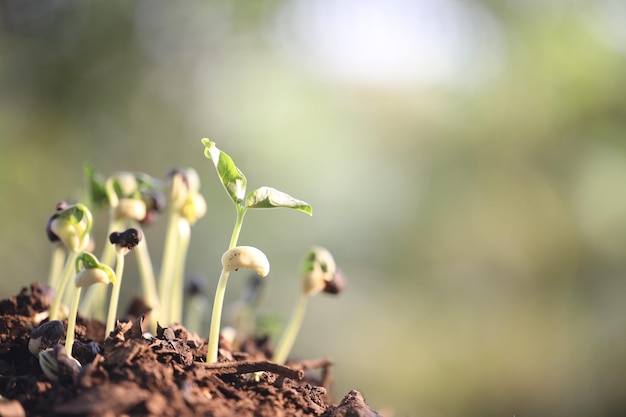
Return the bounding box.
[201,139,247,206]
[245,186,312,215]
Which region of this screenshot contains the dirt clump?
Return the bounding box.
[0,284,380,417]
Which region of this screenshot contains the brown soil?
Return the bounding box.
[0,284,380,417]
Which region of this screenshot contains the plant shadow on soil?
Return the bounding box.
[0,284,380,417]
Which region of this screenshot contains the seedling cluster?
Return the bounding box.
[33,139,345,381]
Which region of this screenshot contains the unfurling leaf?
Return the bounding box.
[245,186,312,215]
[201,139,247,206]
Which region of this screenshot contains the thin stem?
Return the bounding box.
[272,293,309,365]
[206,207,247,363]
[64,286,82,356]
[169,219,191,324]
[158,208,183,325]
[79,217,121,319]
[228,207,247,250]
[104,177,120,208]
[61,272,77,313]
[100,218,120,268]
[206,268,230,363]
[129,220,160,332]
[105,252,125,337]
[48,245,66,288]
[49,251,79,321]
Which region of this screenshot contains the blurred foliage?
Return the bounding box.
[2,0,626,416]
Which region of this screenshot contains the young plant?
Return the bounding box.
[47,203,93,321]
[38,344,81,384]
[201,139,312,363]
[105,228,142,337]
[272,246,345,365]
[158,168,206,326]
[65,252,115,356]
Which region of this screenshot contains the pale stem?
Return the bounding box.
[158,208,183,325]
[61,272,77,313]
[206,268,230,363]
[49,251,79,321]
[168,218,191,324]
[100,217,120,268]
[129,220,160,332]
[272,293,309,365]
[79,217,121,319]
[207,204,248,363]
[228,207,247,250]
[206,207,248,363]
[105,252,125,337]
[48,245,66,288]
[64,286,82,356]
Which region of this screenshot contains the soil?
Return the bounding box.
[0,284,380,417]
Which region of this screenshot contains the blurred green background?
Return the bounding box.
[2,0,626,415]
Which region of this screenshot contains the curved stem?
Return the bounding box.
[104,177,120,209]
[49,251,79,321]
[229,207,247,249]
[272,293,308,365]
[65,286,82,357]
[206,268,230,363]
[105,252,125,337]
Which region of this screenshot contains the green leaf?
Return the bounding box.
[75,251,100,271]
[59,204,85,225]
[201,139,247,206]
[75,252,116,284]
[112,180,124,200]
[245,186,312,215]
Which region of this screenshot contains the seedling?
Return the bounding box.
[38,344,81,384]
[105,228,142,336]
[158,168,207,325]
[28,320,64,357]
[65,252,115,356]
[48,203,93,321]
[201,139,312,363]
[272,246,345,365]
